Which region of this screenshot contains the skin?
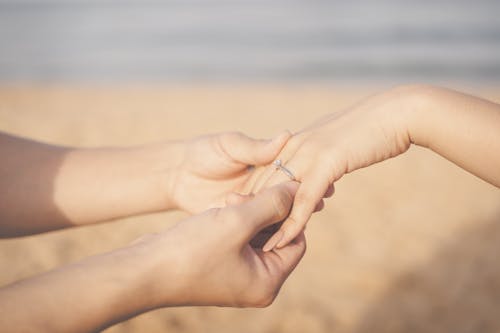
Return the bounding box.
[0,130,291,236]
[254,85,500,251]
[0,182,306,333]
[2,83,499,331]
[0,130,308,331]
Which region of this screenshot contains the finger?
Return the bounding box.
[324,184,335,198]
[262,232,307,281]
[226,181,299,243]
[314,199,325,213]
[255,187,314,252]
[218,131,291,166]
[259,156,305,190]
[249,135,306,194]
[259,160,307,252]
[268,171,330,250]
[225,192,254,206]
[249,222,282,249]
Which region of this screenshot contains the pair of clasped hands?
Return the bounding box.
[3,85,499,332]
[142,85,500,311]
[134,100,394,310]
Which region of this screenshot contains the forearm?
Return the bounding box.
[403,85,500,187]
[0,242,169,333]
[0,133,183,236]
[52,144,182,225]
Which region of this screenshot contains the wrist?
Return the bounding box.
[124,234,189,308]
[52,142,187,225]
[389,84,438,148]
[0,242,176,333]
[136,140,187,212]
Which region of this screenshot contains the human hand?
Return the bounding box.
[166,131,290,214]
[253,87,416,251]
[136,181,306,307]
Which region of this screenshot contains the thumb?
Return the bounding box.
[218,131,291,166]
[224,181,299,244]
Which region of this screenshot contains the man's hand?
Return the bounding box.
[167,131,290,213]
[0,182,306,333]
[0,130,289,236]
[142,181,306,307]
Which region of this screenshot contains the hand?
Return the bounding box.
[253,86,416,251]
[167,131,291,214]
[0,182,305,332]
[138,182,306,307]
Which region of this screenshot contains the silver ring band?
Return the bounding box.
[273,159,296,181]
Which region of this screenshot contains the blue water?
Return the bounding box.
[0,0,499,84]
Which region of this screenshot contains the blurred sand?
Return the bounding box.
[0,85,499,333]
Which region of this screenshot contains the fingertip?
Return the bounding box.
[271,130,292,146]
[262,230,284,252]
[275,237,291,250]
[259,130,292,164]
[275,220,304,250]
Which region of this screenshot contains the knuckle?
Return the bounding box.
[294,190,313,207]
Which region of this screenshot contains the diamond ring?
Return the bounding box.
[273,159,296,181]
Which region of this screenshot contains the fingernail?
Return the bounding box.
[262,230,284,252]
[275,233,290,249]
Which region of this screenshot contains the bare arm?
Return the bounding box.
[254,85,500,250]
[0,133,179,236]
[0,183,305,333]
[409,85,500,186]
[0,131,288,237]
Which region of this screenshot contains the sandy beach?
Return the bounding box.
[0,85,499,333]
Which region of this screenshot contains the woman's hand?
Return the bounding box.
[167,131,290,214]
[255,85,500,251]
[254,86,417,251]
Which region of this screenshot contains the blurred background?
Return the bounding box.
[1,0,499,85]
[1,1,500,332]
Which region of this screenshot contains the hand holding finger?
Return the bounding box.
[263,166,332,251]
[223,181,299,245]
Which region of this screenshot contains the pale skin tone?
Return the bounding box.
[1,84,499,331]
[0,130,308,332]
[0,182,305,333]
[0,130,291,236]
[252,85,500,251]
